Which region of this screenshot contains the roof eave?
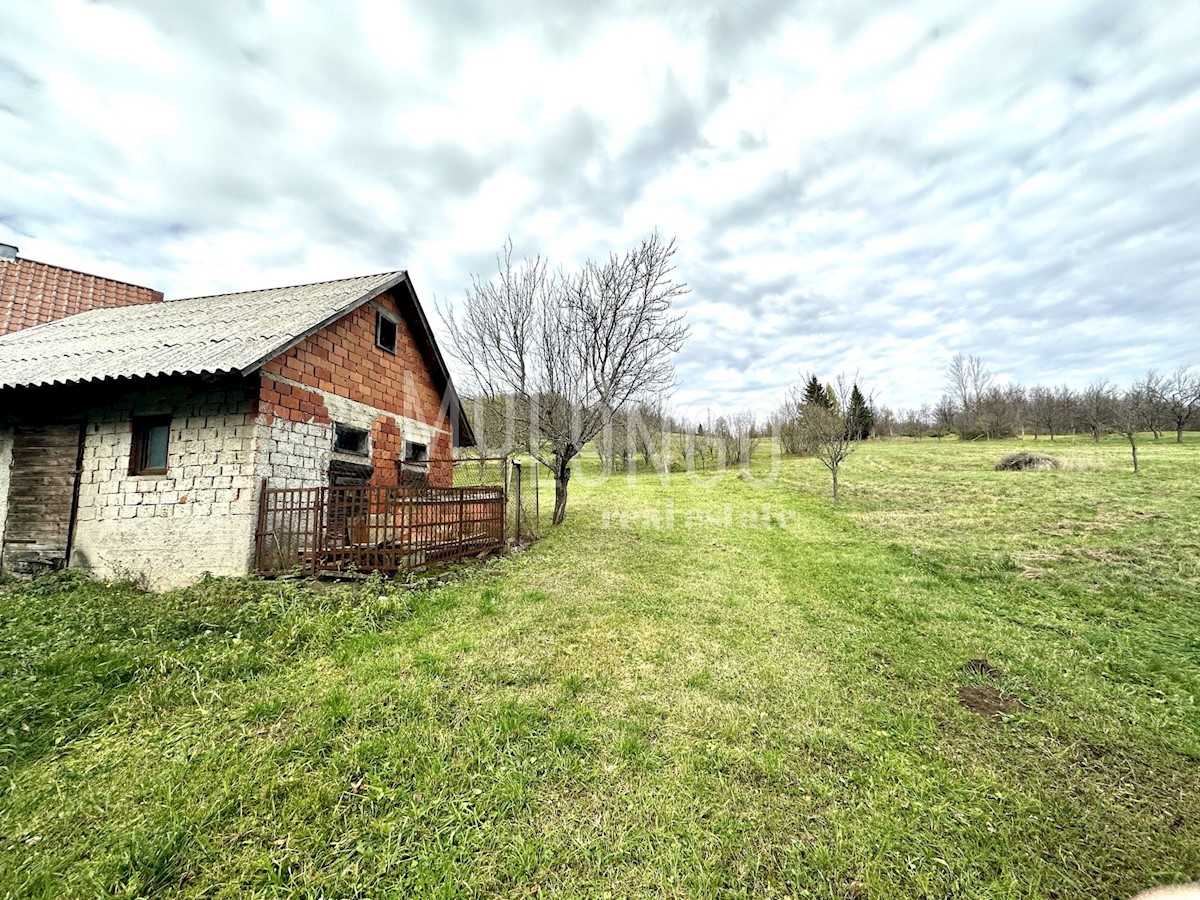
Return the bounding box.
[394,277,477,448]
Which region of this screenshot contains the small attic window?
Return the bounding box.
[376,311,397,354]
[333,423,369,456]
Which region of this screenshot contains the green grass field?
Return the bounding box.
[2,436,1198,898]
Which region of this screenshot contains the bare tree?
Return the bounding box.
[1149,365,1200,443]
[686,413,721,471]
[895,403,932,438]
[596,408,632,474]
[977,384,1019,439]
[1029,386,1050,440]
[630,399,671,472]
[1140,369,1169,440]
[931,395,956,439]
[945,353,993,438]
[1030,384,1074,441]
[775,386,807,455]
[1077,379,1116,441]
[440,234,689,524]
[712,410,760,468]
[799,376,861,503]
[1110,385,1150,473]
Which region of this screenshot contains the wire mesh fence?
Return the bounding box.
[446,455,542,545]
[507,457,542,545]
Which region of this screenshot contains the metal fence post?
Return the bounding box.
[512,460,522,546]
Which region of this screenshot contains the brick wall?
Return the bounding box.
[258,290,453,487]
[0,256,163,336]
[69,383,261,587]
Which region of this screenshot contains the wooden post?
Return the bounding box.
[254,478,268,573]
[312,486,324,577]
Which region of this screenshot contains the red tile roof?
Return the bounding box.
[0,256,163,336]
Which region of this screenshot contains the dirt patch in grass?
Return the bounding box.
[957,684,1029,717]
[996,452,1062,471]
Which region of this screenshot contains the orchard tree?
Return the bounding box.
[1140,370,1169,440]
[441,234,689,524]
[1077,379,1116,441]
[1110,385,1150,474]
[1030,384,1073,441]
[1149,365,1200,443]
[775,387,806,455]
[800,375,864,503]
[711,410,760,468]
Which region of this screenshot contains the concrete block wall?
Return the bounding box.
[254,417,332,489]
[70,384,260,588]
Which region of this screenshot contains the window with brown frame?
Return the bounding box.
[129,415,172,475]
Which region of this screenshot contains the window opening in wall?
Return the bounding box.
[334,423,369,456]
[403,440,428,465]
[398,440,429,488]
[376,311,398,353]
[129,415,171,475]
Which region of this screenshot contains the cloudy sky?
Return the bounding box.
[3,1,1199,416]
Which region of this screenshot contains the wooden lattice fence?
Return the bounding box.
[254,482,505,576]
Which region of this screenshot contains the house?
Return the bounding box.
[0,249,475,587]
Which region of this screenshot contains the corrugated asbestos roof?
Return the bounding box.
[0,271,406,389]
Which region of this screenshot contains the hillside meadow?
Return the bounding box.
[1,435,1197,898]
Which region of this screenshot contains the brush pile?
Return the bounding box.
[995,452,1062,471]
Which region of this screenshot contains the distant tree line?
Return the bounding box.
[871,355,1200,448]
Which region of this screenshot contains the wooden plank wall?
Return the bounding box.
[1,423,82,573]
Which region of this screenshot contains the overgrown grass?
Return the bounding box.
[1,435,1197,898]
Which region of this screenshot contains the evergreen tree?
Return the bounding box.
[802,374,827,407]
[847,384,874,440]
[824,383,839,413]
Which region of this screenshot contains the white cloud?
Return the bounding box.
[2,0,1200,416]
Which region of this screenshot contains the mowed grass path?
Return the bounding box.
[1,437,1198,898]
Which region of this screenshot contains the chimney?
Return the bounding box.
[0,243,16,262]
